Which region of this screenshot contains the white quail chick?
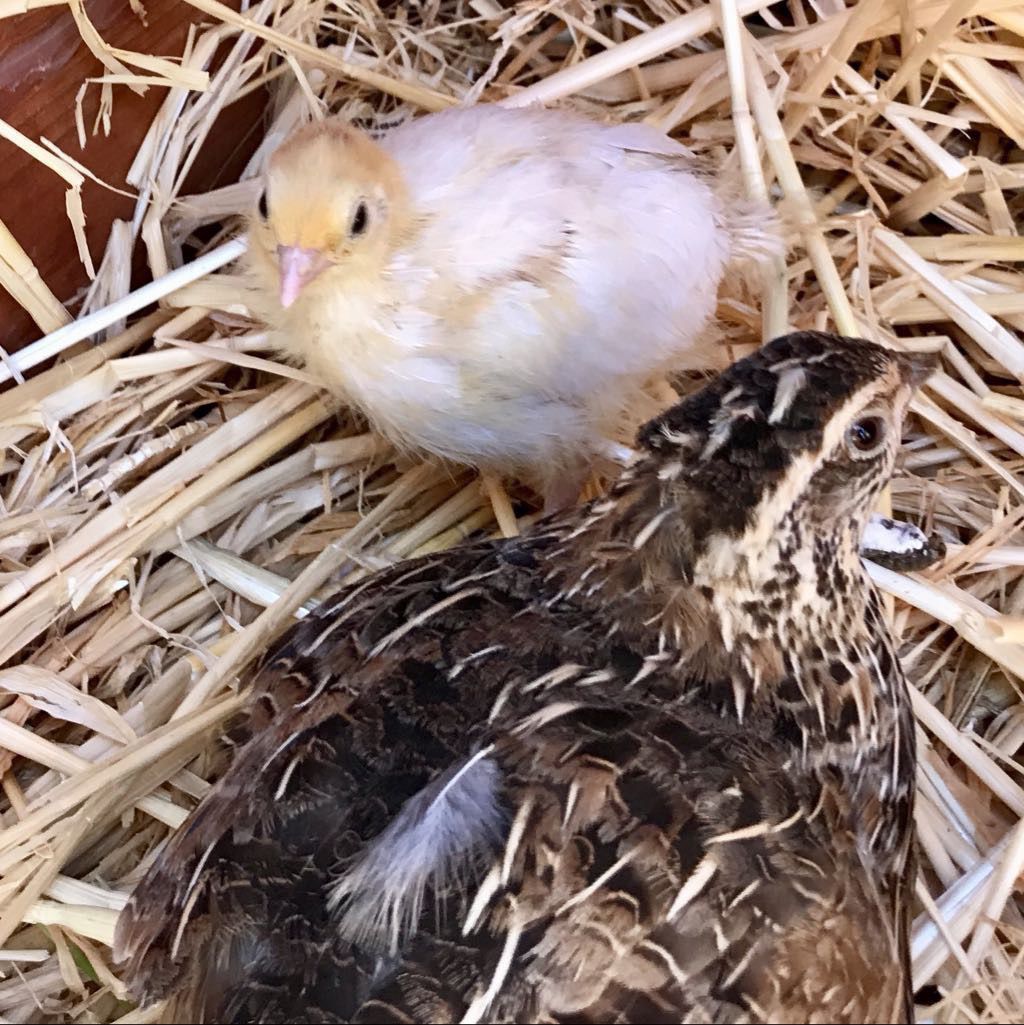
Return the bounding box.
[245,105,942,570]
[246,103,777,510]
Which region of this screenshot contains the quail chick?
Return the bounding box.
[245,105,940,570]
[117,331,935,1024]
[246,104,778,511]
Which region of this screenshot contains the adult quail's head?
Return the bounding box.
[621,331,937,593]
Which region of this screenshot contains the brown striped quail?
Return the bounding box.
[115,331,936,1024]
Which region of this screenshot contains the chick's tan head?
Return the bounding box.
[250,118,408,309]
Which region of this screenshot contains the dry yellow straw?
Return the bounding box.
[0,2,1022,1018]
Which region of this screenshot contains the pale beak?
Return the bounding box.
[277,246,330,308]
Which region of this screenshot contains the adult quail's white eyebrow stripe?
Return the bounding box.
[368,587,485,657]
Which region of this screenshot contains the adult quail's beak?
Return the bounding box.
[896,349,940,389]
[277,246,329,308]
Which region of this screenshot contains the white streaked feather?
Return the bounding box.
[700,412,737,461]
[668,854,718,919]
[701,400,760,462]
[768,366,807,424]
[463,862,502,936]
[330,749,505,954]
[460,909,523,1024]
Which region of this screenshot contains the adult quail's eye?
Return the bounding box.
[351,201,369,237]
[257,191,269,219]
[846,415,886,456]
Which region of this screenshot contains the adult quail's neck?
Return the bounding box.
[571,481,907,762]
[555,469,915,871]
[696,507,874,669]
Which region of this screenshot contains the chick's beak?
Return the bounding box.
[277,246,329,309]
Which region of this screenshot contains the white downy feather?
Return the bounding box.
[329,749,506,954]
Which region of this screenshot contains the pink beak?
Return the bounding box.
[277,246,329,308]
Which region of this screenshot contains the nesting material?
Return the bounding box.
[0,1,1022,1022]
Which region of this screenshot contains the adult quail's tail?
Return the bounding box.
[113,701,363,1024]
[136,943,360,1025]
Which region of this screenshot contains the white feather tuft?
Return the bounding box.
[768,366,807,424]
[330,749,506,954]
[715,196,787,267]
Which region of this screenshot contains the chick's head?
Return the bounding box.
[250,118,408,309]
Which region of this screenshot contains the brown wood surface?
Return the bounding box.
[0,0,265,354]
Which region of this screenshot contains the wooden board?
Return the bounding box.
[0,0,265,355]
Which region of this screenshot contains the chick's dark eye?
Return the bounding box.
[258,191,269,219]
[847,415,886,453]
[351,201,369,237]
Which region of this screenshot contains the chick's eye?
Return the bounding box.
[350,201,369,237]
[846,415,886,455]
[257,191,269,219]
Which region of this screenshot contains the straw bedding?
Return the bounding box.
[0,0,1023,1021]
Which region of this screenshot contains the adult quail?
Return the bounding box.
[116,330,935,1024]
